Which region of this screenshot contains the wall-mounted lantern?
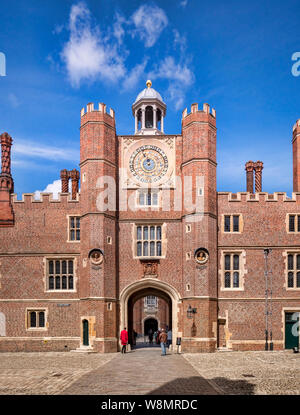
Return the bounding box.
[187,305,197,319]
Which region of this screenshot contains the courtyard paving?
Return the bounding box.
[183,350,300,395]
[0,347,299,395]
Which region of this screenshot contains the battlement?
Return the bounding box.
[80,102,115,119]
[218,191,300,203]
[182,103,216,120]
[11,192,80,204]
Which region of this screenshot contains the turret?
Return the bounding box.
[180,102,218,353]
[78,101,118,352]
[0,132,14,226]
[80,102,116,213]
[181,102,217,215]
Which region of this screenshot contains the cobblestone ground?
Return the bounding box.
[0,352,115,395]
[183,351,300,395]
[0,349,299,395]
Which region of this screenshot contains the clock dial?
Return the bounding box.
[129,145,168,183]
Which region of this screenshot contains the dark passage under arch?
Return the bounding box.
[144,318,158,336]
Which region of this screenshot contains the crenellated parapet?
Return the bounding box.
[182,102,216,121]
[293,119,300,133]
[218,191,300,203]
[11,192,80,204]
[80,102,115,121]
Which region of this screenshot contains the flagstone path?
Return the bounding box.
[61,346,219,395]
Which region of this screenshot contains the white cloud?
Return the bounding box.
[113,12,126,45]
[8,93,20,108]
[149,56,194,86]
[34,179,70,200]
[61,2,126,86]
[14,141,78,161]
[173,29,186,54]
[148,56,194,110]
[167,84,185,110]
[57,2,192,98]
[122,59,149,92]
[131,4,168,47]
[180,0,188,7]
[52,24,64,35]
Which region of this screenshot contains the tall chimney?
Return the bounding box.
[0,132,14,226]
[60,169,69,193]
[254,161,263,192]
[293,120,300,192]
[70,168,80,200]
[245,161,255,193]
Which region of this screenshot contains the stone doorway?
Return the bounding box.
[144,318,158,336]
[82,319,89,346]
[119,279,181,351]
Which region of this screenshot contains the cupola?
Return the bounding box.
[132,80,166,135]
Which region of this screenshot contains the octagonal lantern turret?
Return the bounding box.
[132,80,167,135]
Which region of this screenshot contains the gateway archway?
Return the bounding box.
[119,278,181,350]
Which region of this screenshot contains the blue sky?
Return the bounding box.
[1,0,300,196]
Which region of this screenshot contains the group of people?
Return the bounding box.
[119,327,172,356]
[148,328,172,348]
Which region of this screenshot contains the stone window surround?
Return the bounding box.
[135,188,160,209]
[67,214,81,243]
[286,213,300,233]
[221,214,244,234]
[132,222,167,259]
[219,249,247,291]
[144,295,158,308]
[43,255,78,293]
[283,250,300,291]
[25,307,48,331]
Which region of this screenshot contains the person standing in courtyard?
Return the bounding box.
[148,328,153,344]
[120,327,128,354]
[159,329,168,356]
[167,329,172,348]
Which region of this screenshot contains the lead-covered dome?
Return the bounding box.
[132,80,166,136]
[134,80,165,105]
[134,87,163,103]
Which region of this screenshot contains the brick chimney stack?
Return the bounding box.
[0,132,14,226]
[293,119,300,192]
[245,161,255,193]
[70,168,80,200]
[60,169,69,193]
[254,161,263,192]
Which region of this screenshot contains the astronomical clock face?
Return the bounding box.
[129,145,168,183]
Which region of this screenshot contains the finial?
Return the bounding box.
[146,80,152,88]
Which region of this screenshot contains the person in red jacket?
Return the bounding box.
[120,327,128,354]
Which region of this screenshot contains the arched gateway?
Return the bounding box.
[119,279,181,350]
